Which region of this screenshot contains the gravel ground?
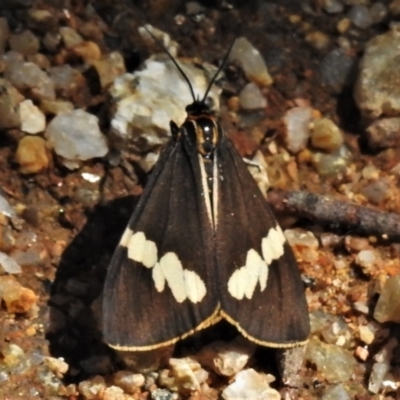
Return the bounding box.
[1,0,400,399]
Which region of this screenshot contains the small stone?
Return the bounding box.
[284,228,319,263]
[321,384,351,400]
[312,145,352,176]
[320,232,343,249]
[45,109,108,168]
[374,337,397,363]
[26,53,51,70]
[359,325,375,345]
[320,48,355,91]
[321,0,344,13]
[27,9,57,32]
[1,343,25,367]
[159,357,208,392]
[78,375,106,399]
[151,388,173,400]
[365,117,400,150]
[361,179,389,204]
[355,346,369,361]
[238,83,267,110]
[368,362,389,393]
[93,51,126,89]
[78,21,104,42]
[337,18,351,33]
[305,337,357,383]
[40,99,74,115]
[9,30,40,55]
[370,2,388,23]
[229,37,273,86]
[16,136,50,174]
[344,236,370,252]
[44,357,69,378]
[59,26,84,48]
[19,99,46,134]
[186,1,206,15]
[374,275,400,323]
[0,252,21,274]
[355,249,381,274]
[0,78,23,129]
[221,369,279,400]
[283,106,313,153]
[49,64,88,101]
[5,61,55,101]
[113,370,145,394]
[0,18,10,54]
[139,24,179,58]
[0,275,38,313]
[354,29,400,118]
[348,5,373,29]
[0,194,16,218]
[311,118,344,152]
[103,385,128,400]
[197,339,255,376]
[71,40,102,65]
[361,164,380,180]
[42,31,61,52]
[305,31,330,50]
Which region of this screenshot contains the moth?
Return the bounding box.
[102,31,310,355]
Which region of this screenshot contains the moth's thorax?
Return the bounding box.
[184,114,220,157]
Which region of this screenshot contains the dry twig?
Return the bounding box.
[267,189,400,242]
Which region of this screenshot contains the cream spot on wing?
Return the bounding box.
[228,265,247,300]
[126,231,157,268]
[123,232,207,303]
[184,270,206,303]
[119,227,133,247]
[244,249,265,299]
[259,259,269,292]
[142,239,158,268]
[152,262,165,292]
[127,231,146,263]
[228,249,269,300]
[159,252,186,303]
[261,226,286,265]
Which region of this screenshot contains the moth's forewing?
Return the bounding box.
[103,140,219,351]
[216,139,310,347]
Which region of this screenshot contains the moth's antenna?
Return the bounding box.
[140,24,197,103]
[201,38,236,105]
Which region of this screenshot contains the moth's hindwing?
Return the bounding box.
[216,139,310,347]
[103,140,219,351]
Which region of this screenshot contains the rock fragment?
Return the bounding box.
[0,275,38,313]
[19,99,46,133]
[354,28,400,119]
[221,369,279,400]
[229,37,273,86]
[45,109,108,169]
[365,117,400,149]
[16,136,50,174]
[374,275,400,323]
[5,61,55,101]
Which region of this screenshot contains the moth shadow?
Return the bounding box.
[47,195,138,382]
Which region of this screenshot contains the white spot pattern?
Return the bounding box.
[119,229,206,303]
[228,226,286,300]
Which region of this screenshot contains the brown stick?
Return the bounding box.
[267,189,400,242]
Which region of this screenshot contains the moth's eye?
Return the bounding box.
[204,96,214,110]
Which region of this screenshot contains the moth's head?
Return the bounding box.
[181,100,218,157]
